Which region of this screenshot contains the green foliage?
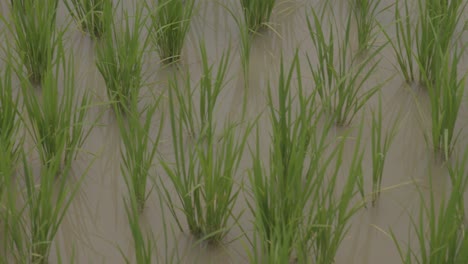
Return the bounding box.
[64,0,111,38]
[147,0,194,63]
[161,44,250,243]
[96,3,148,113]
[240,0,276,33]
[306,10,382,126]
[392,150,468,263]
[8,0,60,85]
[21,44,90,170]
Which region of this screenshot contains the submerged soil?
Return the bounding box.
[1,0,468,263]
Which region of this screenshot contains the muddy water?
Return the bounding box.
[1,0,468,263]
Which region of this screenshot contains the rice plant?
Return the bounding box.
[64,0,111,38]
[248,53,320,263]
[21,44,91,170]
[96,3,149,114]
[161,45,251,243]
[5,152,84,264]
[306,10,383,126]
[0,63,21,222]
[350,0,384,52]
[170,44,230,140]
[248,53,363,263]
[417,0,466,84]
[117,94,163,212]
[121,189,154,264]
[392,150,468,263]
[378,0,414,83]
[147,0,194,64]
[384,0,466,84]
[240,0,276,33]
[424,43,466,160]
[7,0,60,85]
[370,95,398,205]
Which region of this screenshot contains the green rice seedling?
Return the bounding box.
[121,190,154,264]
[96,3,149,114]
[306,10,383,126]
[64,0,111,38]
[371,95,398,205]
[240,0,276,33]
[5,151,84,264]
[392,150,468,263]
[248,53,320,262]
[0,64,21,209]
[417,0,466,84]
[383,0,466,84]
[21,44,91,170]
[381,0,415,83]
[7,0,60,85]
[424,43,466,160]
[350,0,384,52]
[170,44,230,140]
[161,45,250,243]
[248,52,363,263]
[147,0,194,64]
[117,93,163,212]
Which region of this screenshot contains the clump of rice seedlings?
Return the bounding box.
[382,0,415,83]
[384,0,466,84]
[21,44,90,170]
[161,45,250,243]
[0,64,21,209]
[240,0,276,33]
[170,44,230,140]
[416,0,466,84]
[64,0,111,38]
[248,53,363,263]
[4,151,83,264]
[424,44,466,160]
[306,10,383,126]
[248,53,319,263]
[392,150,468,263]
[371,96,398,205]
[350,0,384,52]
[117,93,163,212]
[147,0,194,64]
[96,3,149,114]
[7,0,60,85]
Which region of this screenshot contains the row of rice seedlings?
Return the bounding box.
[385,0,466,84]
[424,43,466,160]
[306,10,383,126]
[146,0,194,64]
[392,150,468,263]
[248,53,363,263]
[7,0,60,85]
[117,93,163,212]
[370,95,398,205]
[64,0,111,38]
[3,152,84,264]
[350,0,384,52]
[96,3,149,114]
[21,44,91,170]
[239,0,276,33]
[161,44,251,243]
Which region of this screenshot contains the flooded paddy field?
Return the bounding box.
[0,0,467,263]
